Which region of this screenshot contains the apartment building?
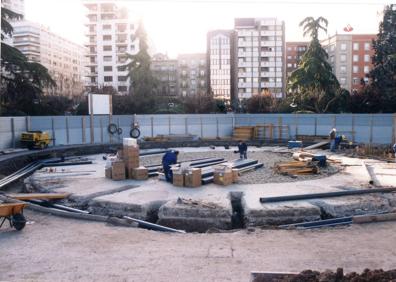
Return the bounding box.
[83,1,138,94]
[151,53,179,97]
[177,53,207,97]
[285,42,309,79]
[207,30,236,102]
[234,18,285,99]
[11,21,87,98]
[321,34,376,92]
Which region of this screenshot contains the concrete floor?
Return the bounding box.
[1,210,396,281]
[26,147,396,231]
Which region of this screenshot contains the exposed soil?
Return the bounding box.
[140,150,339,184]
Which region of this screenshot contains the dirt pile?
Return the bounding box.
[282,268,396,282]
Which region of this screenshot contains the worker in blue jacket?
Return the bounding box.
[235,140,248,159]
[162,150,179,182]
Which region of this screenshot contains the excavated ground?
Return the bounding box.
[25,146,396,232]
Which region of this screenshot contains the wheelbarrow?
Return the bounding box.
[0,202,27,231]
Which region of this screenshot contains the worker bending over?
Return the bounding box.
[235,140,248,159]
[162,150,179,182]
[329,128,337,152]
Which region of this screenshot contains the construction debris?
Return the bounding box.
[5,193,70,200]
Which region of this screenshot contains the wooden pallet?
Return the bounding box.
[233,126,255,140]
[254,124,289,141]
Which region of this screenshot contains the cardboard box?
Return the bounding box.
[131,166,148,180]
[111,160,126,181]
[232,169,239,183]
[123,138,137,147]
[185,168,202,187]
[172,173,185,187]
[214,171,233,186]
[123,146,139,158]
[125,158,140,169]
[105,167,112,179]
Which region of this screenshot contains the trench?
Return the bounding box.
[230,191,245,229]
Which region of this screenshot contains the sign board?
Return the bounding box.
[88,94,112,115]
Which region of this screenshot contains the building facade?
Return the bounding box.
[207,30,236,102]
[234,18,285,99]
[83,1,138,94]
[177,53,207,97]
[11,20,87,98]
[321,34,376,92]
[151,53,179,97]
[285,41,309,80]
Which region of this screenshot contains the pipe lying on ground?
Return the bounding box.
[279,216,353,229]
[28,199,90,214]
[260,187,396,203]
[123,216,186,233]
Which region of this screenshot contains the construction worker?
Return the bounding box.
[235,140,248,159]
[329,128,337,152]
[162,150,179,182]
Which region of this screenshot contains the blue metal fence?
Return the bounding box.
[0,113,395,149]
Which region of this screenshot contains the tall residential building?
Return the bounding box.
[321,34,376,92]
[207,30,236,102]
[234,18,285,99]
[11,20,87,98]
[151,53,179,97]
[177,53,207,97]
[83,1,138,94]
[1,0,24,17]
[285,42,309,79]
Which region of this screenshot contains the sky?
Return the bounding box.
[24,0,390,57]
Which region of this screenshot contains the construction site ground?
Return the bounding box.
[1,210,396,281]
[26,146,396,231]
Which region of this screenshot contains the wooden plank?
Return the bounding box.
[6,193,70,200]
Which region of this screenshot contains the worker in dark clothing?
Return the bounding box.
[235,140,248,159]
[162,150,179,182]
[329,128,337,152]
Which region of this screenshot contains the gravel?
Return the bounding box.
[140,150,339,184]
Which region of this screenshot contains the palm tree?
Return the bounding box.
[299,16,328,40]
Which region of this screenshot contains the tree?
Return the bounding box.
[369,4,396,113]
[288,17,343,113]
[245,95,275,113]
[125,20,158,113]
[1,7,55,115]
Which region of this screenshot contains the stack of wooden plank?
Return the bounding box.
[233,126,255,140]
[275,161,319,176]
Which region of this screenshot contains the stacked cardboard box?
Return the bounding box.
[184,168,202,188]
[131,166,148,180]
[213,165,233,186]
[172,167,185,187]
[123,143,140,171]
[111,160,126,181]
[232,169,239,183]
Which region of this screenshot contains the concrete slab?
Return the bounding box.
[310,194,393,218]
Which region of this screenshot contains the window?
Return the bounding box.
[353,77,359,84]
[287,55,292,59]
[364,42,370,50]
[353,42,359,50]
[364,66,369,73]
[287,63,292,67]
[118,76,127,81]
[103,56,112,62]
[340,43,347,51]
[340,54,346,62]
[340,77,346,85]
[287,47,292,51]
[103,45,112,51]
[103,35,112,41]
[117,65,126,71]
[104,76,113,82]
[364,54,370,62]
[340,66,346,73]
[103,24,111,30]
[118,86,127,92]
[353,65,359,73]
[353,54,359,62]
[130,45,135,51]
[104,66,112,71]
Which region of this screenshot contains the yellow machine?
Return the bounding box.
[20,131,51,149]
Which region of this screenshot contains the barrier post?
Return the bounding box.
[82,117,86,144]
[65,117,70,145]
[151,116,154,137]
[51,117,56,146]
[11,118,15,148]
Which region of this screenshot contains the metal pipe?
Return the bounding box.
[260,187,396,203]
[123,216,185,233]
[28,199,90,214]
[279,216,353,229]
